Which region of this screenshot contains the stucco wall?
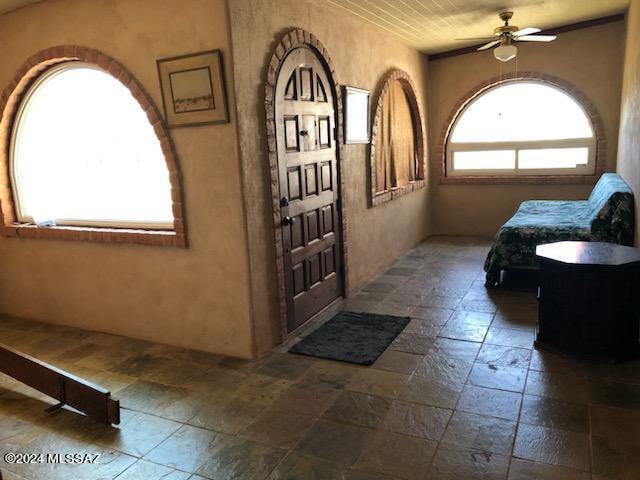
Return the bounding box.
[0,0,255,358]
[227,0,431,353]
[428,21,625,236]
[617,0,640,243]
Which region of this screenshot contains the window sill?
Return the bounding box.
[439,174,599,185]
[372,179,426,206]
[1,223,186,247]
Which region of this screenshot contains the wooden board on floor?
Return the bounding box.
[0,342,120,424]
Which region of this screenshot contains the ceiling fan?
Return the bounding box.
[457,11,557,62]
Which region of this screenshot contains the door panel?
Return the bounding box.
[318,116,331,148]
[275,47,344,332]
[301,114,317,151]
[284,116,300,151]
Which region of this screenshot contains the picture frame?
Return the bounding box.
[343,85,370,144]
[156,49,229,127]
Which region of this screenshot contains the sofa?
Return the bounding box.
[484,173,635,287]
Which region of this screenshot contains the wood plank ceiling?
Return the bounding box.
[319,0,628,53]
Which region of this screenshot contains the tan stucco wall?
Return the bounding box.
[428,21,625,237]
[0,0,255,358]
[227,0,431,353]
[617,0,640,243]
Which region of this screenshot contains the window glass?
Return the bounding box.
[451,83,593,143]
[447,81,596,177]
[453,150,515,170]
[519,147,589,170]
[12,63,173,228]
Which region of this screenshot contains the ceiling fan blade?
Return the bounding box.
[456,37,497,41]
[477,39,501,51]
[513,27,541,37]
[516,34,557,42]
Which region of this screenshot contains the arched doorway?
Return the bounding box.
[267,34,346,334]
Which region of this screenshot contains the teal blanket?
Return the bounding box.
[484,173,634,286]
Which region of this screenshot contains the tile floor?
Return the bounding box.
[1,237,639,480]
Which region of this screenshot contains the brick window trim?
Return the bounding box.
[370,69,427,207]
[437,71,607,185]
[0,45,187,247]
[265,29,350,339]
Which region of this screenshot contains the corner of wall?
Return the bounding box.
[615,0,640,244]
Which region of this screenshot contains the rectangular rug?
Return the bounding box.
[289,311,410,365]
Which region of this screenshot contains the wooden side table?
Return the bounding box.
[535,241,640,359]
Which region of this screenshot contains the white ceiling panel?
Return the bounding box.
[318,0,628,53]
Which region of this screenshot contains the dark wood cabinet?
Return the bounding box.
[535,241,640,358]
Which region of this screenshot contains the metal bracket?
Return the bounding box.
[44,378,66,414]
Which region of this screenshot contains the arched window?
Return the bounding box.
[369,70,426,206]
[374,80,417,192]
[10,62,173,228]
[446,81,596,177]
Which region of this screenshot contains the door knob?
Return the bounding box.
[281,196,289,206]
[282,216,296,226]
[299,130,309,136]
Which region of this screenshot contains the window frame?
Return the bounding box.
[439,74,605,185]
[446,81,596,177]
[9,61,175,230]
[0,46,186,247]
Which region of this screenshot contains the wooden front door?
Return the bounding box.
[275,47,344,333]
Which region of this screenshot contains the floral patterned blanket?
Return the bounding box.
[484,173,635,286]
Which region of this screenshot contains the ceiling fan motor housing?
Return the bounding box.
[494,25,519,36]
[495,11,518,38]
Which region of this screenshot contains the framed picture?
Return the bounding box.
[343,85,370,144]
[157,49,229,127]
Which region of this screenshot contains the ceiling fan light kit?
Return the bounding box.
[494,43,517,62]
[456,11,557,63]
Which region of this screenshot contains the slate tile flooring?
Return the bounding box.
[1,237,640,479]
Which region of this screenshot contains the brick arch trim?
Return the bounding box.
[264,29,349,338]
[369,69,427,206]
[0,45,186,247]
[437,71,606,185]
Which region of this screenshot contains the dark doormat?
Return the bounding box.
[289,311,410,365]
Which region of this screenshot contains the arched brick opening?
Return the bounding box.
[0,45,186,247]
[264,29,349,338]
[369,69,427,206]
[437,71,607,185]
